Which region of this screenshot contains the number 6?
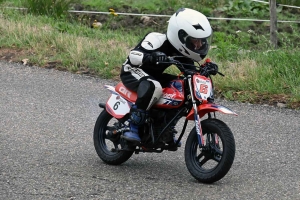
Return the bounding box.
[113,102,120,110]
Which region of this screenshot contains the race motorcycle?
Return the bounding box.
[93,57,237,183]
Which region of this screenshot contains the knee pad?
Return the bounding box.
[136,80,162,110]
[137,80,154,98]
[135,80,154,110]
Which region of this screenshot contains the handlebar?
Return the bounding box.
[157,57,224,77]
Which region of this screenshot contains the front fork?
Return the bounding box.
[187,75,205,147]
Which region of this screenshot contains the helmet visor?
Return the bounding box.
[178,29,211,56]
[186,36,210,55]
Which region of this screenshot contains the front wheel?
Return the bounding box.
[185,119,235,183]
[93,110,134,165]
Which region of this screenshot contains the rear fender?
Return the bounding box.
[186,104,238,120]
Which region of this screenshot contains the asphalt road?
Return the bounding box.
[1,62,299,200]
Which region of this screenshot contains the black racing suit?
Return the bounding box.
[120,32,197,110]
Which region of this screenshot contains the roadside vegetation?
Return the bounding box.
[0,0,299,108]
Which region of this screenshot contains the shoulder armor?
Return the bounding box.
[141,32,167,50]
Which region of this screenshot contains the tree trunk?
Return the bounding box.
[270,0,278,48]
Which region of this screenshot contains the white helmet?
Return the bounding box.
[167,8,212,61]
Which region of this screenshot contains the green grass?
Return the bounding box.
[0,9,140,78]
[0,0,300,108]
[22,0,78,19]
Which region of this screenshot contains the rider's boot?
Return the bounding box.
[123,105,147,143]
[123,122,140,143]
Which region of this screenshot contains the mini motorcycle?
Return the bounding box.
[94,57,237,183]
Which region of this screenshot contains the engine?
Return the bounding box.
[142,109,180,144]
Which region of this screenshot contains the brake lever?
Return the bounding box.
[184,69,196,76]
[156,57,173,65]
[155,61,169,65]
[217,72,225,76]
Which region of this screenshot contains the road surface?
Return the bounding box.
[1,62,299,199]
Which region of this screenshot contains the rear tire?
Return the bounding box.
[93,110,134,165]
[185,119,235,183]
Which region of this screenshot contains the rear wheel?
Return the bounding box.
[93,110,134,165]
[185,119,235,183]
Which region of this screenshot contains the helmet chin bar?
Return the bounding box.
[179,46,190,56]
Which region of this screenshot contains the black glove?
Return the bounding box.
[201,61,218,76]
[150,51,168,64]
[207,62,218,75]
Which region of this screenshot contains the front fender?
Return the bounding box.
[186,103,238,120]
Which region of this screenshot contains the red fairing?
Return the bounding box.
[115,80,185,109]
[154,79,185,109]
[115,82,137,102]
[186,104,238,120]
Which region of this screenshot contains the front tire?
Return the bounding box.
[93,110,134,165]
[185,119,235,183]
